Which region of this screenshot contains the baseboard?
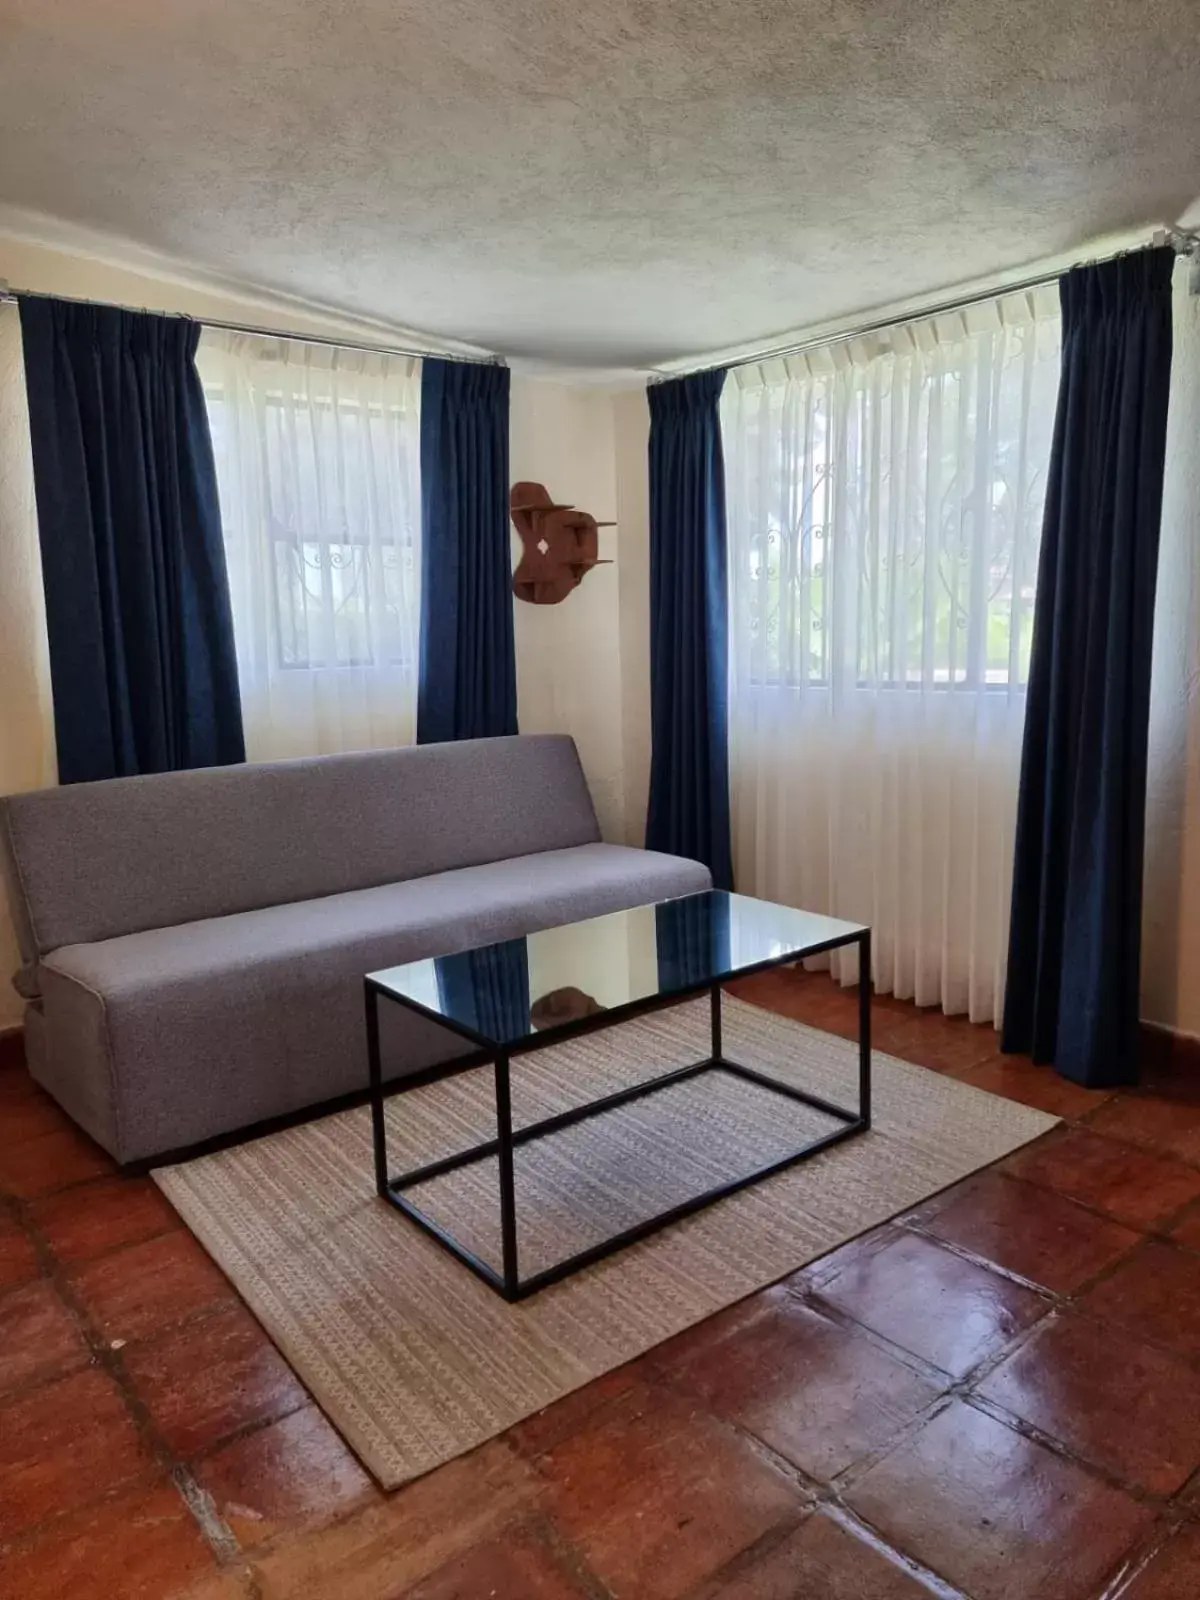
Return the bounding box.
[0,1026,24,1070]
[1141,1019,1200,1077]
[125,1047,491,1173]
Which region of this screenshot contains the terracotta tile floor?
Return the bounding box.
[2,971,1200,1597]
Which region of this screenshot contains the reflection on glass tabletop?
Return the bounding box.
[368,890,866,1050]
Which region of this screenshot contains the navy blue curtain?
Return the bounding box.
[655,891,732,990]
[1002,247,1175,1087]
[417,359,517,744]
[646,370,734,889]
[19,297,245,783]
[436,940,532,1045]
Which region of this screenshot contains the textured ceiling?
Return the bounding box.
[1,0,1199,370]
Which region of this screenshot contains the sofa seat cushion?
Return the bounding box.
[45,844,710,997]
[40,843,711,1161]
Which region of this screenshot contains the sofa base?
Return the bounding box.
[36,843,712,1164]
[121,1043,493,1173]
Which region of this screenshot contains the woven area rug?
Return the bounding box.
[154,996,1054,1488]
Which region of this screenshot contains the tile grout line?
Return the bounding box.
[898,1215,1069,1297]
[696,1250,1200,1538]
[800,1237,1200,1514]
[724,1404,975,1600]
[902,1209,1200,1401]
[946,1141,1200,1254]
[652,1320,978,1599]
[785,1281,962,1389]
[678,1513,817,1599]
[525,1373,824,1599]
[1092,1514,1194,1599]
[897,1194,1173,1309]
[1166,1190,1200,1238]
[1006,1116,1200,1190]
[820,1499,973,1600]
[1173,1452,1200,1509]
[187,1390,316,1473]
[14,1195,246,1569]
[789,1375,1175,1600]
[523,1508,619,1600]
[963,1386,1182,1510]
[0,1179,319,1549]
[0,1203,185,1314]
[0,1159,120,1205]
[6,999,1200,1591]
[172,1468,242,1565]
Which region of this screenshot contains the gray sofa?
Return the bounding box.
[0,735,710,1164]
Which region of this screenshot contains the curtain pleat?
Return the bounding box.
[646,370,734,888]
[195,330,421,761]
[1003,247,1175,1086]
[18,297,245,782]
[654,894,732,990]
[417,359,516,744]
[723,291,1062,1019]
[436,940,531,1043]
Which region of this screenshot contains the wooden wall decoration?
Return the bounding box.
[531,986,605,1030]
[510,481,614,605]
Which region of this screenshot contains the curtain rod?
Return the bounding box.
[652,228,1200,382]
[0,283,502,366]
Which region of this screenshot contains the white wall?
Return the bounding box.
[614,388,653,848]
[1143,276,1200,1036]
[511,380,653,851]
[509,378,630,840]
[0,305,56,1029]
[507,379,653,851]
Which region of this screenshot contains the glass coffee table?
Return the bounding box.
[365,889,870,1302]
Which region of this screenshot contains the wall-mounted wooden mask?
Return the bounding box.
[530,986,605,1030]
[510,481,614,605]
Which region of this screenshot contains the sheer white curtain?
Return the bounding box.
[196,331,421,761]
[722,289,1062,1021]
[0,303,57,1029]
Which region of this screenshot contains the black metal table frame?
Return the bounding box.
[365,926,871,1303]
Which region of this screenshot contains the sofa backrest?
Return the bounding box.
[0,735,600,959]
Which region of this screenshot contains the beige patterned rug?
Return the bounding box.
[154,996,1054,1488]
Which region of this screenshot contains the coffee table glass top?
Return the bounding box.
[367,890,866,1051]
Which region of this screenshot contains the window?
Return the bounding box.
[198,332,421,760]
[720,289,1062,1023]
[723,295,1062,691]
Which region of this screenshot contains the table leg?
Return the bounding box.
[858,928,872,1127]
[494,1051,520,1299]
[366,984,388,1197]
